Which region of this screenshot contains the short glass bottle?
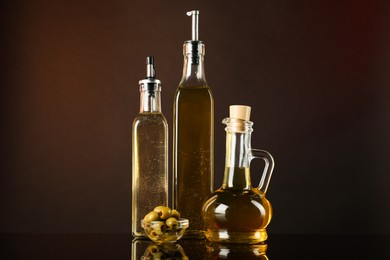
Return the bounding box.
[202,105,275,244]
[132,57,168,237]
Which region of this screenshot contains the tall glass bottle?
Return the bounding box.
[173,10,214,237]
[132,57,168,237]
[202,105,275,244]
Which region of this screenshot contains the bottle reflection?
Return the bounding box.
[206,242,268,259]
[131,238,188,260]
[131,239,150,260]
[132,238,268,259]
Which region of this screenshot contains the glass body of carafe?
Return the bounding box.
[202,116,275,244]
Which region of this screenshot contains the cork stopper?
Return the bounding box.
[223,105,253,133]
[230,105,251,121]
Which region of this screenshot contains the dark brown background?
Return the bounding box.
[1,0,389,234]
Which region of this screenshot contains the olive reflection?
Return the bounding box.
[142,243,188,260]
[206,242,268,259]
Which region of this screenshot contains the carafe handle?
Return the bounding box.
[249,149,275,195]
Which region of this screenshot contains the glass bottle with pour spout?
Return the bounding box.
[132,57,169,237]
[173,10,214,238]
[202,105,275,244]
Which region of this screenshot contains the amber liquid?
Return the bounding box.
[202,167,272,244]
[132,113,168,236]
[173,85,214,237]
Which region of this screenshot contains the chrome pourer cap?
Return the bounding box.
[183,10,205,56]
[139,56,161,92]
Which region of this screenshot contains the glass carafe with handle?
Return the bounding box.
[202,105,275,244]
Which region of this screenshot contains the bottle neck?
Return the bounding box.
[222,130,253,189]
[139,87,161,113]
[180,43,207,86]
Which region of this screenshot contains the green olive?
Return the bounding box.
[146,252,166,260]
[165,217,179,230]
[149,252,164,259]
[144,227,153,235]
[150,221,167,235]
[146,245,160,255]
[148,232,159,241]
[153,206,172,220]
[144,211,160,222]
[171,209,180,219]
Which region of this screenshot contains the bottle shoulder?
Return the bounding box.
[133,113,168,126]
[177,84,211,90]
[203,188,271,211]
[174,85,214,100]
[207,187,266,200]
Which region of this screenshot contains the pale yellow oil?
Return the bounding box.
[202,167,272,244]
[132,113,168,236]
[173,85,214,237]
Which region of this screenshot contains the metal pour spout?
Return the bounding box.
[139,56,161,89]
[187,10,199,41]
[146,56,156,79]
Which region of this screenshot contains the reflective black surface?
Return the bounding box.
[1,234,389,259]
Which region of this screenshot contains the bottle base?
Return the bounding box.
[205,228,268,244]
[206,241,268,257]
